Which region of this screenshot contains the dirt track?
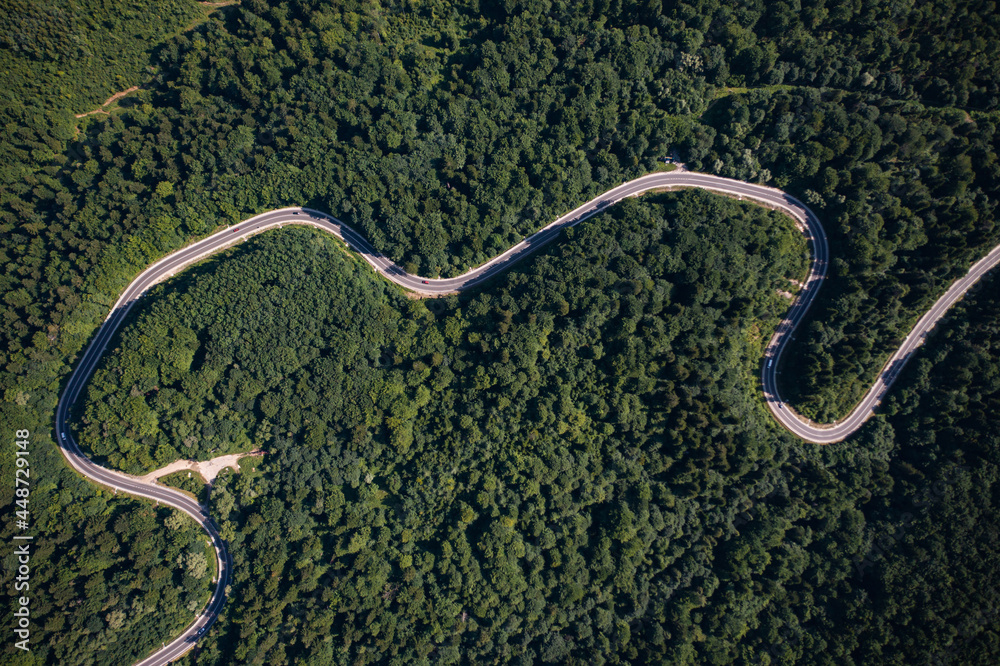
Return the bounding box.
[75,85,141,118]
[139,450,264,486]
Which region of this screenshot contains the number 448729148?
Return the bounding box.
[14,429,29,529]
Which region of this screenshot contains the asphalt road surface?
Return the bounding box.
[55,170,1000,664]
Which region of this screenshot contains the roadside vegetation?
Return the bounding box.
[2,0,998,431]
[158,470,210,505]
[79,203,808,662]
[77,211,999,664]
[0,0,998,663]
[0,494,213,665]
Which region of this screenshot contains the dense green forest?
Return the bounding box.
[2,0,999,428]
[1,0,999,662]
[1,487,215,665]
[846,277,1000,666]
[696,89,999,418]
[75,205,999,664]
[0,0,205,112]
[78,199,809,662]
[0,0,209,186]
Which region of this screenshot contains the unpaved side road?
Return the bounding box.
[139,450,264,486]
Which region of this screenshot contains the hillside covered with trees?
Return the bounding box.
[2,0,998,432]
[1,0,998,663]
[74,199,999,664]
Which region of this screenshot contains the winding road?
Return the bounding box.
[55,170,1000,664]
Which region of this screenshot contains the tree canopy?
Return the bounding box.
[1,0,999,662]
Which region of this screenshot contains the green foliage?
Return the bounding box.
[159,470,209,505]
[72,206,1000,665]
[3,0,999,440]
[0,496,213,664]
[0,0,204,112]
[1,0,999,663]
[0,0,207,186]
[696,88,1000,419]
[73,200,811,662]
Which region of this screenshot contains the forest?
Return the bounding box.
[0,0,998,662]
[74,204,1000,664]
[0,0,205,111]
[0,482,215,664]
[1,0,998,428]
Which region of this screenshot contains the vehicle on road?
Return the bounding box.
[768,359,773,368]
[233,227,239,232]
[422,280,429,284]
[293,212,299,215]
[60,432,66,440]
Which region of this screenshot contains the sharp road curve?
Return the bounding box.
[55,170,1000,664]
